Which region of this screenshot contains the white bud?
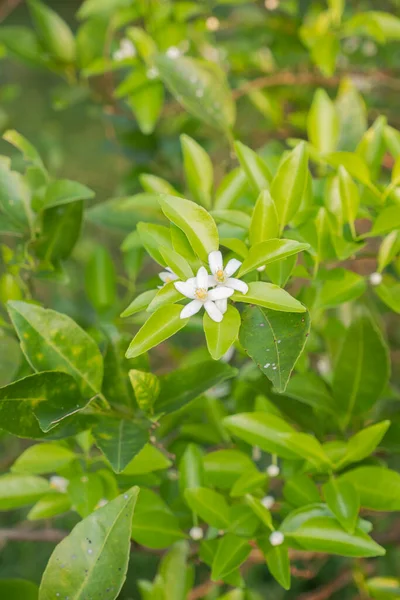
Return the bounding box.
[316,356,330,376]
[252,446,262,462]
[261,495,274,509]
[147,67,159,80]
[49,476,69,493]
[189,526,204,541]
[206,16,220,31]
[369,272,382,286]
[264,0,279,9]
[166,46,181,59]
[267,464,280,477]
[269,531,284,546]
[96,498,108,509]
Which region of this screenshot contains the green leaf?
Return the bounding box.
[324,151,372,187]
[86,194,163,231]
[338,166,359,238]
[3,129,46,171]
[137,222,172,267]
[12,443,75,474]
[249,191,279,245]
[339,466,400,511]
[159,246,193,279]
[131,511,187,549]
[234,142,271,194]
[285,515,385,557]
[159,195,219,261]
[159,542,190,600]
[367,577,400,599]
[185,487,230,528]
[35,200,83,262]
[128,80,164,135]
[337,421,391,469]
[140,173,180,196]
[28,0,76,64]
[323,478,359,533]
[121,290,157,318]
[179,444,204,492]
[44,179,94,208]
[317,269,366,309]
[357,116,386,180]
[214,168,247,210]
[39,488,139,600]
[0,474,49,510]
[0,371,88,438]
[204,305,241,360]
[260,542,291,591]
[203,449,255,490]
[271,142,308,232]
[233,282,305,313]
[85,246,116,311]
[125,304,189,359]
[0,579,38,600]
[211,535,251,581]
[369,205,400,237]
[93,417,149,473]
[211,209,251,229]
[378,231,400,272]
[245,495,273,530]
[332,313,390,425]
[0,158,32,232]
[8,301,104,397]
[128,369,160,414]
[155,360,237,414]
[147,282,182,313]
[335,77,367,151]
[238,239,309,276]
[122,444,171,475]
[239,306,310,392]
[181,134,213,208]
[155,54,235,131]
[308,89,339,153]
[374,281,400,314]
[283,474,321,507]
[28,493,71,521]
[285,373,336,415]
[230,471,267,498]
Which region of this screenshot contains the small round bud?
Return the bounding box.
[269,531,284,546]
[96,498,108,509]
[369,272,382,286]
[147,67,159,80]
[206,16,220,31]
[316,356,330,376]
[264,0,279,9]
[49,476,69,493]
[261,495,274,510]
[267,464,280,477]
[189,526,204,541]
[166,46,181,59]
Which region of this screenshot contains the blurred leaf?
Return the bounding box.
[185,487,230,528]
[28,0,76,64]
[340,466,400,511]
[235,142,271,194]
[85,246,116,311]
[323,478,359,533]
[211,535,251,581]
[204,304,240,360]
[12,443,75,474]
[44,179,94,208]
[308,89,339,153]
[0,474,49,510]
[249,191,279,245]
[181,134,213,208]
[238,239,309,276]
[0,579,38,599]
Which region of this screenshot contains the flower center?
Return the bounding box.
[195,288,208,301]
[165,276,171,283]
[215,269,225,283]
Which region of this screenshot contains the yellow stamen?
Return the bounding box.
[216,269,225,282]
[195,288,208,300]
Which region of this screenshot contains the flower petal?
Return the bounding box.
[196,266,209,290]
[208,275,217,287]
[204,300,223,322]
[215,298,227,314]
[159,271,171,283]
[174,279,196,298]
[208,250,223,274]
[225,258,242,277]
[208,286,234,301]
[225,277,249,294]
[180,299,202,319]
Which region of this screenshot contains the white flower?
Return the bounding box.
[316,356,330,376]
[166,46,181,59]
[267,464,280,477]
[189,526,204,541]
[261,495,275,510]
[147,67,159,80]
[369,272,382,286]
[174,266,233,322]
[113,38,136,61]
[49,476,69,494]
[269,531,284,546]
[208,250,248,314]
[159,267,179,286]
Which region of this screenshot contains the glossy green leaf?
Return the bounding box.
[337,421,391,469]
[212,209,251,229]
[131,511,187,549]
[283,474,321,507]
[324,151,372,188]
[340,466,400,511]
[239,305,310,392]
[125,304,189,359]
[181,134,213,208]
[85,245,116,311]
[284,372,336,415]
[12,443,75,474]
[233,282,305,313]
[308,88,339,153]
[185,487,230,528]
[93,417,149,473]
[234,142,271,193]
[140,173,179,196]
[261,542,291,591]
[323,478,359,533]
[28,0,76,64]
[159,541,190,600]
[377,231,400,272]
[0,371,88,438]
[28,493,71,521]
[203,449,255,490]
[121,290,157,318]
[357,116,386,180]
[35,200,83,262]
[338,166,359,238]
[147,282,182,313]
[44,179,94,208]
[214,168,247,210]
[159,246,193,279]
[128,80,164,135]
[0,474,49,510]
[332,313,390,425]
[374,281,400,314]
[204,305,241,360]
[230,471,267,498]
[249,190,279,245]
[122,444,171,475]
[0,158,32,232]
[271,142,308,232]
[8,301,103,397]
[39,488,139,600]
[155,55,235,131]
[179,443,204,492]
[211,535,251,581]
[369,205,400,237]
[137,222,172,267]
[86,194,163,231]
[128,369,160,414]
[238,239,309,276]
[317,269,366,309]
[245,495,273,530]
[159,195,219,261]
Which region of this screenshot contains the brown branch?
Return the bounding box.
[0,0,22,22]
[0,528,68,543]
[189,580,219,600]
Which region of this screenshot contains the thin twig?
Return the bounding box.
[0,528,68,543]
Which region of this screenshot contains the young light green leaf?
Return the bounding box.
[85,245,116,312]
[307,89,339,153]
[39,488,139,600]
[128,80,164,135]
[3,129,46,171]
[159,195,219,261]
[239,306,310,392]
[121,290,157,318]
[214,168,247,210]
[12,443,75,474]
[125,304,189,359]
[0,474,49,510]
[339,466,400,511]
[28,493,71,521]
[258,539,291,591]
[238,239,309,276]
[234,141,272,193]
[338,166,359,239]
[128,370,160,414]
[367,577,400,599]
[159,541,190,600]
[232,282,306,313]
[179,444,204,492]
[357,116,386,180]
[323,478,359,533]
[211,535,251,581]
[28,0,76,64]
[122,444,171,475]
[137,222,172,267]
[139,173,180,196]
[337,421,391,469]
[377,231,400,272]
[147,282,182,313]
[249,190,279,245]
[44,179,94,208]
[181,134,213,208]
[369,205,400,237]
[159,246,194,279]
[8,301,104,397]
[92,418,149,473]
[184,487,230,529]
[211,209,251,230]
[245,495,273,530]
[204,305,240,360]
[131,511,187,549]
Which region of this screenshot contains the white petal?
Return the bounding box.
[204,300,223,322]
[209,250,223,274]
[174,279,196,298]
[208,275,217,287]
[165,267,173,273]
[225,277,248,294]
[196,266,209,290]
[225,258,242,277]
[215,298,227,314]
[208,286,234,301]
[180,299,202,319]
[159,271,171,283]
